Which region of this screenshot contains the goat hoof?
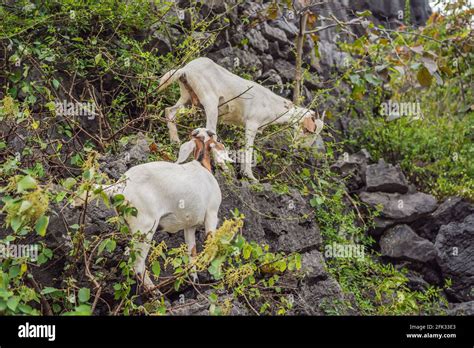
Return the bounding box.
[243,173,258,183]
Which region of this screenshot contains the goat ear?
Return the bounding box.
[211,143,234,164]
[314,118,324,135]
[303,117,316,133]
[177,140,196,163]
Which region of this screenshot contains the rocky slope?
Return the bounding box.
[39,131,473,315]
[1,0,472,316]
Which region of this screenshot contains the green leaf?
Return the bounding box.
[349,74,362,86]
[35,215,49,237]
[17,175,37,193]
[295,253,302,270]
[78,288,90,303]
[7,296,20,312]
[62,177,77,189]
[41,287,60,295]
[106,239,116,253]
[417,66,432,87]
[98,238,115,255]
[151,261,161,277]
[94,53,102,65]
[18,303,34,314]
[243,244,252,259]
[112,194,125,206]
[364,73,381,86]
[11,216,22,233]
[52,79,60,90]
[9,265,21,278]
[19,200,32,213]
[63,304,92,316]
[310,196,324,207]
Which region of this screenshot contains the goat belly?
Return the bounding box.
[157,210,205,233]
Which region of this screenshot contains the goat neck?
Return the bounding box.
[274,105,311,125]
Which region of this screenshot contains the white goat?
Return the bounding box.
[75,128,229,292]
[158,57,324,180]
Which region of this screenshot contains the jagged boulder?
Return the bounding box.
[245,28,269,53]
[217,175,321,253]
[359,191,437,223]
[330,149,371,191]
[258,69,283,90]
[379,224,437,263]
[207,47,263,76]
[435,214,474,302]
[447,301,474,316]
[301,250,327,280]
[274,59,296,82]
[296,278,349,315]
[365,159,409,193]
[271,18,298,39]
[169,289,249,315]
[410,196,474,242]
[98,132,150,180]
[261,21,288,45]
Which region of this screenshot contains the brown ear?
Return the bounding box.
[303,117,316,133]
[193,138,204,160]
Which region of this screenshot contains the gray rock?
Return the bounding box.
[274,59,296,82]
[245,28,269,53]
[271,19,298,39]
[410,0,433,26]
[359,191,437,223]
[258,69,284,93]
[435,214,474,302]
[267,41,284,58]
[169,290,249,315]
[217,175,321,253]
[296,278,349,315]
[259,54,274,72]
[200,0,231,14]
[261,21,288,45]
[365,159,409,193]
[373,216,396,231]
[447,301,474,316]
[303,72,323,90]
[148,32,172,55]
[275,59,295,81]
[411,196,474,242]
[405,271,431,292]
[99,133,150,180]
[380,224,437,263]
[209,47,262,76]
[241,1,263,20]
[330,149,371,191]
[301,250,327,280]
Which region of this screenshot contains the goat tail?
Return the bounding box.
[158,69,179,92]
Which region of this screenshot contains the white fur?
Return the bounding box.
[119,160,221,289]
[75,137,222,291]
[159,57,323,180]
